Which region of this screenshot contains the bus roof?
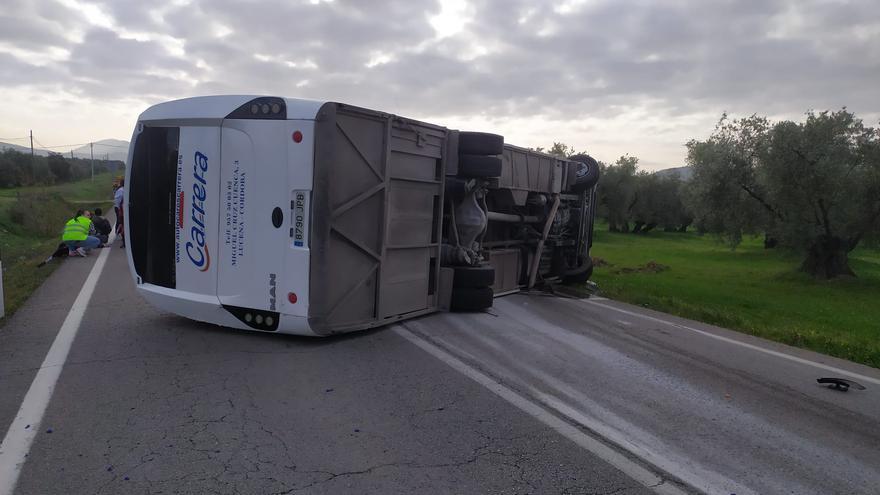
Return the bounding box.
[138,95,326,122]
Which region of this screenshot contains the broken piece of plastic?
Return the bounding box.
[817,377,866,392]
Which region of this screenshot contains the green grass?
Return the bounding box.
[0,171,118,203]
[590,227,880,368]
[0,172,118,322]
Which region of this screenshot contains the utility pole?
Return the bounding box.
[70,149,74,160]
[29,130,35,181]
[0,247,5,319]
[90,142,94,181]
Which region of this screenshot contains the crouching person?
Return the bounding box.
[62,210,100,257]
[91,207,112,245]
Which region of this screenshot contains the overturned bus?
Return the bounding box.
[125,96,599,336]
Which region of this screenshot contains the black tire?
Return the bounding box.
[563,258,594,284]
[458,154,502,178]
[445,177,470,196]
[450,286,494,312]
[459,132,504,155]
[568,154,601,192]
[453,265,495,288]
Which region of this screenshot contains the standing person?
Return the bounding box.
[114,178,125,248]
[62,210,100,257]
[92,207,112,245]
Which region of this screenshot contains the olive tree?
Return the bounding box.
[597,155,639,232]
[630,174,691,233]
[687,110,880,278]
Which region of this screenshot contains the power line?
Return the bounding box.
[38,142,91,149]
[13,141,130,151]
[42,142,129,149]
[90,143,130,149]
[1,132,130,153]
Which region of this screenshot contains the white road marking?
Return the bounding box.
[584,298,880,386]
[0,235,115,495]
[394,325,690,495]
[617,319,633,326]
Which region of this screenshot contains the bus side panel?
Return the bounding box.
[308,103,447,334]
[309,104,384,334]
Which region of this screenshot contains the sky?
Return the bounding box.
[0,0,878,171]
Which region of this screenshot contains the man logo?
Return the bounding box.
[268,273,277,310]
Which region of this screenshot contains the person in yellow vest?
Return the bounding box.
[62,210,101,257]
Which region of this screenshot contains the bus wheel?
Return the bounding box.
[450,286,494,311]
[453,264,495,288]
[562,258,594,284]
[458,154,502,178]
[459,132,504,155]
[568,154,601,192]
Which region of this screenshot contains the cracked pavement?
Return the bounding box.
[1,247,651,495]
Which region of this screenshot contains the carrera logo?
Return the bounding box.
[186,151,211,272]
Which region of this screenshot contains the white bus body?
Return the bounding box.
[126,96,598,336]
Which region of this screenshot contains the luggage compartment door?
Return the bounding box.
[216,121,291,313]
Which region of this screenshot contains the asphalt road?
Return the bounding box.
[1,243,879,494]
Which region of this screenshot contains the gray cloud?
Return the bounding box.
[0,0,877,166]
[0,52,62,86]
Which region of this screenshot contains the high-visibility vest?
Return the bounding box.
[62,216,91,242]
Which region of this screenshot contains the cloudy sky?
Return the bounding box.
[1,0,878,170]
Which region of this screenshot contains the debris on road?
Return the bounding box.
[817,377,866,392]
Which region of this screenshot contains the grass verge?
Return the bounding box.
[0,172,117,323]
[590,228,880,369]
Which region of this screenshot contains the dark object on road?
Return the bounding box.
[817,377,866,392]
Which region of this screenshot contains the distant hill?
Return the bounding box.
[70,139,130,163]
[655,166,693,181]
[1,139,130,163]
[0,141,50,156]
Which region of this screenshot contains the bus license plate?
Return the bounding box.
[291,190,310,248]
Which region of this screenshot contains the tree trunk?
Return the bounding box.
[621,221,630,233]
[677,224,688,233]
[801,235,855,279]
[763,234,778,249]
[643,223,657,233]
[631,221,644,234]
